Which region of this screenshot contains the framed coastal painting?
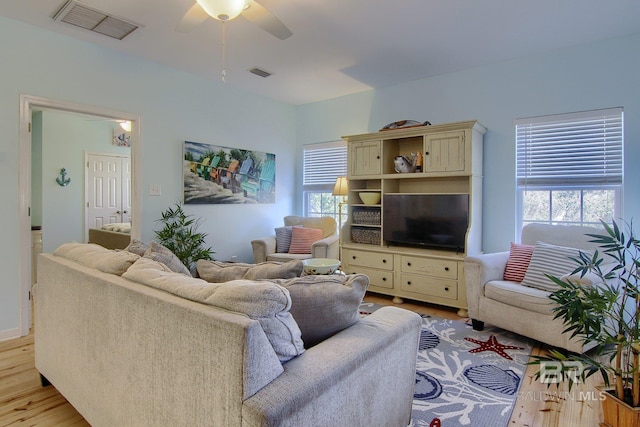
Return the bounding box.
[183,140,276,204]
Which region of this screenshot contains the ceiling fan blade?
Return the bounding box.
[242,1,292,40]
[175,3,210,33]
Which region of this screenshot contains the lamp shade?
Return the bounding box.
[196,0,247,21]
[332,176,349,197]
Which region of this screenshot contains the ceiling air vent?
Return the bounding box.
[249,67,272,78]
[52,0,140,40]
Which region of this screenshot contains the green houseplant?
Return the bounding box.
[532,219,640,424]
[154,203,214,275]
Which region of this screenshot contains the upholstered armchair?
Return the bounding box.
[252,216,339,263]
[464,223,604,353]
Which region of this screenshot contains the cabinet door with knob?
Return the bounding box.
[349,140,381,176]
[423,131,465,173]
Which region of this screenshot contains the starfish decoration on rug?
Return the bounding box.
[464,335,524,360]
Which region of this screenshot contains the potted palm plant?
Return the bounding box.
[531,219,640,426]
[155,203,214,275]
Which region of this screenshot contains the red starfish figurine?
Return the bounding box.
[464,335,524,360]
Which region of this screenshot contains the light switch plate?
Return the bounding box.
[149,184,162,196]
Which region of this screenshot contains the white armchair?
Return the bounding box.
[464,223,603,353]
[251,216,340,263]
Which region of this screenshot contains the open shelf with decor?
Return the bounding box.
[341,120,485,316]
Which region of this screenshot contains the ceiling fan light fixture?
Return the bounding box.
[196,0,248,21]
[119,120,132,132]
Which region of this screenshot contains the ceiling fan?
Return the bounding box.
[176,0,293,40]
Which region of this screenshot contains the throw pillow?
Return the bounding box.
[143,241,191,276]
[123,257,221,300]
[521,241,593,292]
[271,273,369,348]
[196,259,303,282]
[503,242,535,282]
[95,251,140,276]
[53,242,139,275]
[123,258,304,363]
[274,226,294,253]
[288,227,323,254]
[53,242,110,269]
[211,280,305,363]
[125,238,148,256]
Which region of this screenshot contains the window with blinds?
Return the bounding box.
[303,141,348,187]
[514,108,623,228]
[302,141,348,221]
[516,108,623,187]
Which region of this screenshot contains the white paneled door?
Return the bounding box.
[86,153,131,240]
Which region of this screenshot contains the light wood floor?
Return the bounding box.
[0,294,604,426]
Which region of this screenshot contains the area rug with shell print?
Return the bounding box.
[412,315,535,427]
[359,303,534,427]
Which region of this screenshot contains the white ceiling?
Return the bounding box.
[2,0,640,105]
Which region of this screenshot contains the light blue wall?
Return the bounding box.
[296,33,640,253]
[0,16,295,336]
[2,12,639,337]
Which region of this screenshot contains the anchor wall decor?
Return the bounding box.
[56,168,71,187]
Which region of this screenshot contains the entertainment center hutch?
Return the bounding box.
[341,120,486,317]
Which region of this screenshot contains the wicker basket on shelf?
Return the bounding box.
[352,208,381,225]
[351,228,381,245]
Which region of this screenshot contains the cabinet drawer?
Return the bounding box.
[401,256,458,280]
[343,249,393,270]
[400,274,458,299]
[343,267,394,290]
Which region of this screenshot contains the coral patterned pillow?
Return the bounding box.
[288,227,323,254]
[503,242,535,282]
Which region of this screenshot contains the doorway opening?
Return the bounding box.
[19,94,141,336]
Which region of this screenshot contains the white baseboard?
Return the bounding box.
[0,327,21,342]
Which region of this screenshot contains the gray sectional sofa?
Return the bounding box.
[34,243,422,426]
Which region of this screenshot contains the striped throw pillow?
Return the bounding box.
[503,242,535,282]
[275,226,294,253]
[288,227,323,254]
[521,241,592,292]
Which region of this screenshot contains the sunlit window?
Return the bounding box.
[515,108,623,229]
[302,141,347,230]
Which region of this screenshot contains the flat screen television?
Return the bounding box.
[383,194,469,252]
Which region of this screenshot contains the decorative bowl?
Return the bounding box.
[359,192,381,205]
[302,258,341,275]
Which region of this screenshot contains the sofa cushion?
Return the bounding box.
[485,280,554,315]
[270,274,369,348]
[212,280,305,362]
[196,259,303,282]
[275,226,294,253]
[143,241,191,276]
[288,227,323,254]
[124,238,149,256]
[521,241,593,292]
[123,257,304,363]
[503,242,535,282]
[53,242,140,275]
[123,257,213,296]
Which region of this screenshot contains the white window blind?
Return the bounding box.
[515,108,623,187]
[303,141,348,186]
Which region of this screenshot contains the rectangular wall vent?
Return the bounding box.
[249,67,272,78]
[52,0,140,40]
